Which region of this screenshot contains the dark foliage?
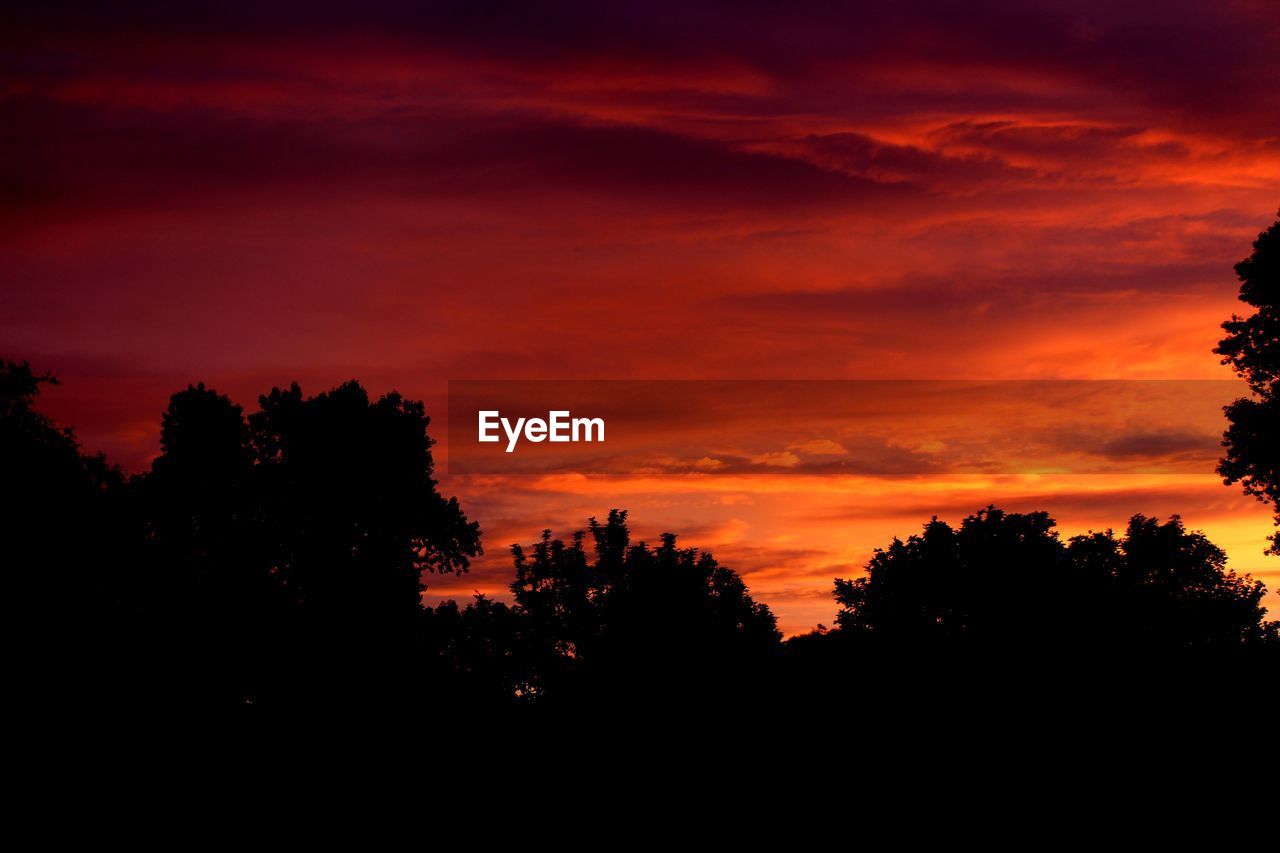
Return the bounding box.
[4,368,481,708]
[780,507,1278,706]
[2,360,134,703]
[506,510,782,705]
[419,511,782,710]
[3,360,1275,713]
[831,507,1269,656]
[1217,210,1280,553]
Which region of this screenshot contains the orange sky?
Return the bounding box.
[4,2,1279,632]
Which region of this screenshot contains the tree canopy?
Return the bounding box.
[1217,210,1280,553]
[832,507,1270,658]
[3,359,1275,712]
[506,509,782,703]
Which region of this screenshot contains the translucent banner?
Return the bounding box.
[446,380,1241,476]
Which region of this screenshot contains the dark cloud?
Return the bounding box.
[8,1,1279,134]
[1079,430,1218,461]
[6,1,1276,233]
[719,258,1233,328]
[0,97,919,228]
[928,121,1192,169]
[777,132,1033,190]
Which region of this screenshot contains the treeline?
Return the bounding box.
[4,359,1276,712]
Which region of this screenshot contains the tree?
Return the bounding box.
[244,380,482,705]
[1,360,132,702]
[832,507,1270,660]
[833,508,1064,645]
[1102,514,1268,651]
[425,594,530,706]
[132,378,482,706]
[510,510,781,704]
[138,383,278,704]
[1216,210,1280,553]
[249,381,480,620]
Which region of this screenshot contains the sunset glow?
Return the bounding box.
[5,2,1279,633]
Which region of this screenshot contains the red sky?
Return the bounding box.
[4,2,1280,632]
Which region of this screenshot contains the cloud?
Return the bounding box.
[2,97,925,232]
[748,451,801,468]
[765,132,1034,193]
[927,121,1191,170]
[789,438,849,456]
[6,0,1280,634]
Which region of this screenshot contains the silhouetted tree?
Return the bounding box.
[425,594,530,706]
[5,367,484,708]
[829,507,1270,668]
[9,358,1272,713]
[1075,514,1274,648]
[129,377,480,707]
[1217,210,1280,553]
[1,360,133,702]
[834,508,1063,649]
[251,382,479,615]
[137,384,280,704]
[245,380,481,705]
[510,510,781,705]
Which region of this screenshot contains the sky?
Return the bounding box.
[4,1,1280,633]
